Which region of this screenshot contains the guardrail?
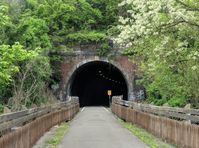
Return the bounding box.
[0,97,80,148]
[113,97,199,123]
[112,97,199,148]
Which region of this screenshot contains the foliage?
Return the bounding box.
[16,17,51,50]
[0,4,13,44]
[67,30,107,43]
[1,0,120,48]
[8,54,52,111]
[168,97,186,107]
[23,0,109,47]
[116,0,199,108]
[0,43,37,98]
[148,98,168,106]
[0,0,121,110]
[87,0,121,29]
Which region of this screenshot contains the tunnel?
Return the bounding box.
[68,61,128,107]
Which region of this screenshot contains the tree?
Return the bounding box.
[116,0,199,107]
[0,0,122,111]
[16,17,51,50]
[0,43,37,102]
[0,4,12,44]
[9,54,52,111]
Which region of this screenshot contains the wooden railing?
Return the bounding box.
[113,97,199,123]
[112,97,199,148]
[0,97,80,148]
[0,97,78,135]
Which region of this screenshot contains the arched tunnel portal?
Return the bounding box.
[68,61,128,107]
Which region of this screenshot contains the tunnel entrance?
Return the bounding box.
[68,61,128,107]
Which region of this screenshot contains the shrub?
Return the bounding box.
[153,98,167,106]
[168,97,186,107]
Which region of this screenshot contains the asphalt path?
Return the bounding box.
[59,107,148,148]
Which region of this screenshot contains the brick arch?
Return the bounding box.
[58,55,135,101]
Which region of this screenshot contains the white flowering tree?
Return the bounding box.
[115,0,199,107]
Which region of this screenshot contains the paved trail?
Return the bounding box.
[59,107,148,148]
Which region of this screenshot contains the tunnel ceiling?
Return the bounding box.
[69,61,128,107]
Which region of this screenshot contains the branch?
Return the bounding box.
[175,0,199,11]
[183,20,199,28]
[158,19,199,33]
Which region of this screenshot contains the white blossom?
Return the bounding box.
[192,66,197,71]
[115,0,197,48]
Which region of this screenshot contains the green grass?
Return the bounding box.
[46,122,70,148]
[118,119,175,148]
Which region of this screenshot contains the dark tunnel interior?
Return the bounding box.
[69,61,128,107]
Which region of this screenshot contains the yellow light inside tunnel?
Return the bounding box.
[108,90,112,96]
